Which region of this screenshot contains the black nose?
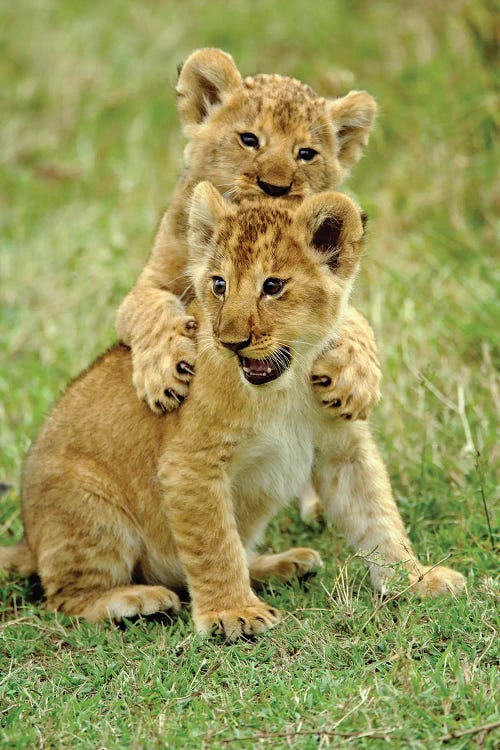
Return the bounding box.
[221,336,251,353]
[257,178,292,197]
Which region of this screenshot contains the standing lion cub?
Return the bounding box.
[116,48,381,424]
[0,185,465,635]
[119,47,382,525]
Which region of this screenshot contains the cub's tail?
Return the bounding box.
[0,538,37,576]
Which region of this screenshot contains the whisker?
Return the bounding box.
[309,122,331,137]
[160,271,193,290]
[178,283,194,303]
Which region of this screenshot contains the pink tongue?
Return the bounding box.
[248,359,269,374]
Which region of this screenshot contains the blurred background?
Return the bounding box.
[0,0,497,558]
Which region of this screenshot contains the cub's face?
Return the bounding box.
[184,78,343,203]
[188,183,364,388]
[177,49,377,204]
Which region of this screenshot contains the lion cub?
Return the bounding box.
[1,185,465,635]
[1,186,363,634]
[116,48,381,422]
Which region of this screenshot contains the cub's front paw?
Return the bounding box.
[311,339,381,421]
[195,601,281,640]
[132,315,197,414]
[409,565,466,597]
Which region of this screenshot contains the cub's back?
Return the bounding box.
[22,344,165,504]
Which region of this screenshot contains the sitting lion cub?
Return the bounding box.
[0,185,465,636]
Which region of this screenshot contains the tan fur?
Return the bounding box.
[1,188,465,635]
[115,48,380,423]
[0,538,35,576]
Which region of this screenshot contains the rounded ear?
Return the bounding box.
[328,91,377,171]
[295,192,365,278]
[188,181,228,260]
[176,48,243,128]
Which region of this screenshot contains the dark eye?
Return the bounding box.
[240,132,260,149]
[212,276,226,296]
[262,278,285,296]
[298,147,318,162]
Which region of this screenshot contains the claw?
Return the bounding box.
[154,400,167,414]
[177,361,195,376]
[323,398,342,409]
[312,375,332,387]
[164,389,184,405]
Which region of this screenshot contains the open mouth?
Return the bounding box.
[238,347,291,385]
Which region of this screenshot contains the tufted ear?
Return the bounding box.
[295,192,365,279]
[176,48,243,129]
[328,91,377,172]
[188,181,228,261]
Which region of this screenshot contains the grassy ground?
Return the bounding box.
[0,0,498,747]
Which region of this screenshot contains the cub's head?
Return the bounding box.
[188,182,365,388]
[177,48,377,202]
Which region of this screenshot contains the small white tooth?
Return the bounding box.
[243,366,250,373]
[266,368,272,374]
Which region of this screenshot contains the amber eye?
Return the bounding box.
[240,132,260,149]
[212,276,226,296]
[298,147,318,162]
[262,278,286,296]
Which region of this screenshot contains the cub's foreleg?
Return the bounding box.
[115,216,197,416]
[158,450,280,639]
[311,306,381,422]
[303,306,381,524]
[313,423,466,597]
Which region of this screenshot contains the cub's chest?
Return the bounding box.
[230,403,315,502]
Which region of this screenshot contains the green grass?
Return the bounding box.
[1,0,498,747]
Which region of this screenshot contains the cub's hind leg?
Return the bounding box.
[27,478,180,623]
[249,548,323,584]
[59,584,181,623]
[313,423,466,597]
